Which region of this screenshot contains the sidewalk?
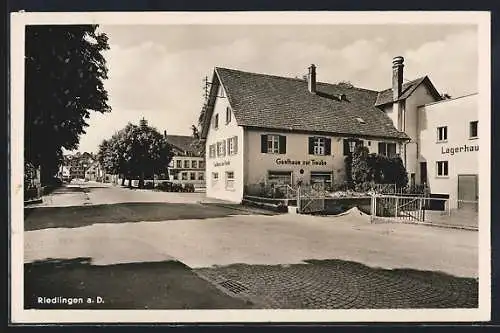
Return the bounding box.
[26,185,90,208]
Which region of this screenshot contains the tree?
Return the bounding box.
[25,25,111,185]
[98,120,174,189]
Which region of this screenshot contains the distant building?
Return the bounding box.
[63,152,96,180]
[165,134,205,187]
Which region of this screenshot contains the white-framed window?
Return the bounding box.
[184,160,190,168]
[217,141,226,157]
[226,106,232,124]
[227,136,238,155]
[212,172,219,184]
[469,121,478,139]
[437,126,447,142]
[198,172,204,180]
[181,172,188,180]
[190,172,196,180]
[176,160,182,168]
[313,137,325,155]
[225,171,235,190]
[209,145,216,158]
[267,135,280,154]
[199,161,205,169]
[436,161,449,177]
[378,142,397,157]
[192,160,197,169]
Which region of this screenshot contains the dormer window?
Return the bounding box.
[356,117,365,124]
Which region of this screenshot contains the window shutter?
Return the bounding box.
[222,140,226,156]
[279,135,287,154]
[233,136,238,154]
[261,135,267,153]
[325,138,331,155]
[343,139,350,156]
[308,137,315,155]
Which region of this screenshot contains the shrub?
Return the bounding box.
[144,181,154,189]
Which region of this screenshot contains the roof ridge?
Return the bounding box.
[215,67,379,93]
[377,76,427,94]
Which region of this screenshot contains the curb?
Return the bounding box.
[371,217,478,231]
[24,198,43,205]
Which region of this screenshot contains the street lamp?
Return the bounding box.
[348,140,356,153]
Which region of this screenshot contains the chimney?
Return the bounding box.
[392,56,404,101]
[308,64,316,94]
[163,130,167,138]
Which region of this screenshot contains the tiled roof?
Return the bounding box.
[165,135,202,155]
[374,76,441,106]
[214,67,409,140]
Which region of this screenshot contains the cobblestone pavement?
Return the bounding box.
[195,259,478,309]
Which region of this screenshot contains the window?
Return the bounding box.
[213,114,219,129]
[343,139,363,156]
[212,172,219,184]
[437,126,447,142]
[261,134,286,154]
[198,172,204,180]
[470,121,478,138]
[190,172,196,180]
[436,161,449,177]
[209,145,216,158]
[218,85,225,98]
[267,171,292,185]
[228,136,238,155]
[199,161,205,169]
[225,171,235,190]
[226,107,232,124]
[309,137,331,155]
[172,173,178,180]
[176,160,182,168]
[181,172,188,180]
[367,141,371,147]
[217,141,226,157]
[184,160,190,168]
[378,142,397,157]
[192,160,197,169]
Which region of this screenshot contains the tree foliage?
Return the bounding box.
[25,25,111,184]
[98,119,174,188]
[345,145,409,191]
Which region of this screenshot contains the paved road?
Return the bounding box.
[24,182,479,309]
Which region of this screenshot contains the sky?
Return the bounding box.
[75,24,478,154]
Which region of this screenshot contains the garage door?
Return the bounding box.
[458,174,478,211]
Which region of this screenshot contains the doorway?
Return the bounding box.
[458,174,478,211]
[419,162,427,185]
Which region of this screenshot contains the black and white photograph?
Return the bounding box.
[10,11,491,323]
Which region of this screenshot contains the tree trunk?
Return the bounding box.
[138,171,145,189]
[121,177,125,186]
[128,178,132,188]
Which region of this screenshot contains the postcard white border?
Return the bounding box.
[10,11,491,323]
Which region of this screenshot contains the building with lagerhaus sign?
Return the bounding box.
[200,57,478,208]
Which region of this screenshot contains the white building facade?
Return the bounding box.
[201,58,479,207]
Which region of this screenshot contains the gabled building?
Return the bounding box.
[200,56,478,208]
[165,134,206,186]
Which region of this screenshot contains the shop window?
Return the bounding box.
[309,137,331,155]
[190,172,196,180]
[176,160,182,168]
[181,172,188,180]
[267,171,292,185]
[436,161,449,177]
[226,107,232,124]
[378,142,397,157]
[184,160,190,168]
[437,126,447,142]
[261,134,286,154]
[469,121,478,139]
[192,160,197,169]
[225,171,235,190]
[310,172,332,190]
[198,172,204,180]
